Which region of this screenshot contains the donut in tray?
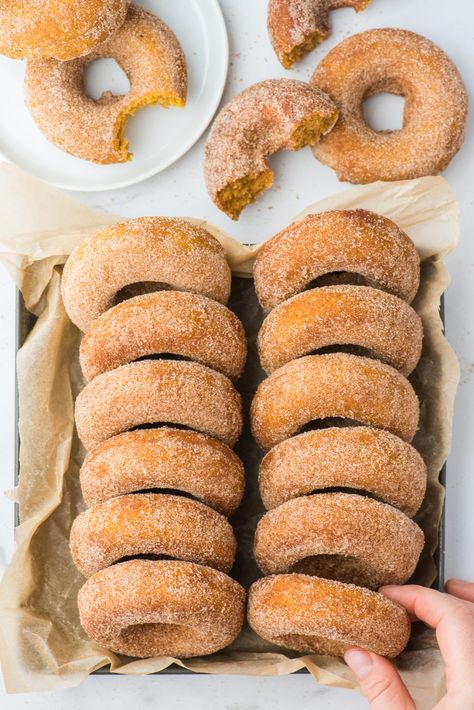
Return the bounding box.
[253,209,420,311]
[78,559,246,658]
[24,6,187,164]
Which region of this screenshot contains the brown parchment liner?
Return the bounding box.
[0,164,460,706]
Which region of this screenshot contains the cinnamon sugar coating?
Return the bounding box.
[250,353,419,450]
[78,560,245,658]
[25,6,187,163]
[0,0,128,60]
[254,493,424,587]
[268,0,371,69]
[254,209,420,311]
[248,574,410,657]
[80,428,245,516]
[80,291,247,382]
[62,217,231,332]
[75,359,243,450]
[258,285,423,375]
[260,427,426,516]
[203,79,338,219]
[311,29,468,183]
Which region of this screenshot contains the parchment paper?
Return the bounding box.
[0,164,460,707]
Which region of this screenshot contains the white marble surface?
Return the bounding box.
[0,0,473,706]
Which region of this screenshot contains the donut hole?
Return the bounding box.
[363,92,406,133]
[305,486,385,506]
[129,487,200,503]
[132,352,194,364]
[129,421,193,434]
[307,343,377,360]
[113,553,181,565]
[291,554,380,589]
[305,271,369,290]
[113,281,172,305]
[84,58,130,101]
[300,417,365,433]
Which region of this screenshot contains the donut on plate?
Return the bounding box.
[25,6,187,164]
[203,79,338,220]
[311,29,467,183]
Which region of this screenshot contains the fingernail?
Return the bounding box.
[344,649,374,680]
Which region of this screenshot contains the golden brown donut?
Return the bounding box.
[250,353,419,450]
[204,79,338,220]
[70,493,237,578]
[268,0,371,69]
[257,285,423,375]
[75,359,243,451]
[253,209,420,311]
[80,291,247,382]
[311,29,468,183]
[0,0,128,60]
[254,493,424,587]
[61,217,231,332]
[25,6,187,164]
[248,574,410,657]
[259,427,427,516]
[80,428,245,517]
[78,559,245,658]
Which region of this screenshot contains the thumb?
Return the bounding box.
[344,648,415,709]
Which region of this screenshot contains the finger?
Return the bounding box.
[344,648,415,709]
[380,584,469,627]
[445,579,474,604]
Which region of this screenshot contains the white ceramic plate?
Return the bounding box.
[0,0,228,191]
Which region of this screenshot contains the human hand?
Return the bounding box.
[344,580,474,709]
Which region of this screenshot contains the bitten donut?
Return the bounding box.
[204,79,338,220]
[78,559,245,658]
[80,428,245,517]
[250,353,419,450]
[80,291,247,382]
[70,493,237,578]
[25,6,187,164]
[257,285,423,375]
[75,360,243,450]
[254,493,424,587]
[254,209,420,311]
[62,217,231,332]
[248,574,410,657]
[268,0,371,69]
[259,427,427,516]
[0,0,128,60]
[311,29,468,183]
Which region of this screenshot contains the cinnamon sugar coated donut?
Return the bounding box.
[0,0,128,60]
[70,493,237,578]
[75,360,243,450]
[250,353,419,450]
[254,209,420,311]
[311,29,467,183]
[78,560,245,658]
[80,291,246,382]
[61,217,231,332]
[248,575,410,657]
[254,493,424,587]
[204,79,338,219]
[80,428,245,516]
[25,6,187,163]
[259,427,427,516]
[268,0,371,68]
[258,285,423,375]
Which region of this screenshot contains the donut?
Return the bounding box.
[75,360,243,451]
[24,6,187,164]
[310,29,468,183]
[203,79,338,220]
[78,559,245,658]
[70,493,237,578]
[247,574,410,657]
[253,493,424,587]
[253,209,420,311]
[268,0,371,69]
[257,285,423,375]
[250,353,419,450]
[80,428,245,517]
[61,217,231,332]
[259,427,427,516]
[0,0,128,60]
[80,291,247,382]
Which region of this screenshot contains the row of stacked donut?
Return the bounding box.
[246,209,426,658]
[62,219,248,658]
